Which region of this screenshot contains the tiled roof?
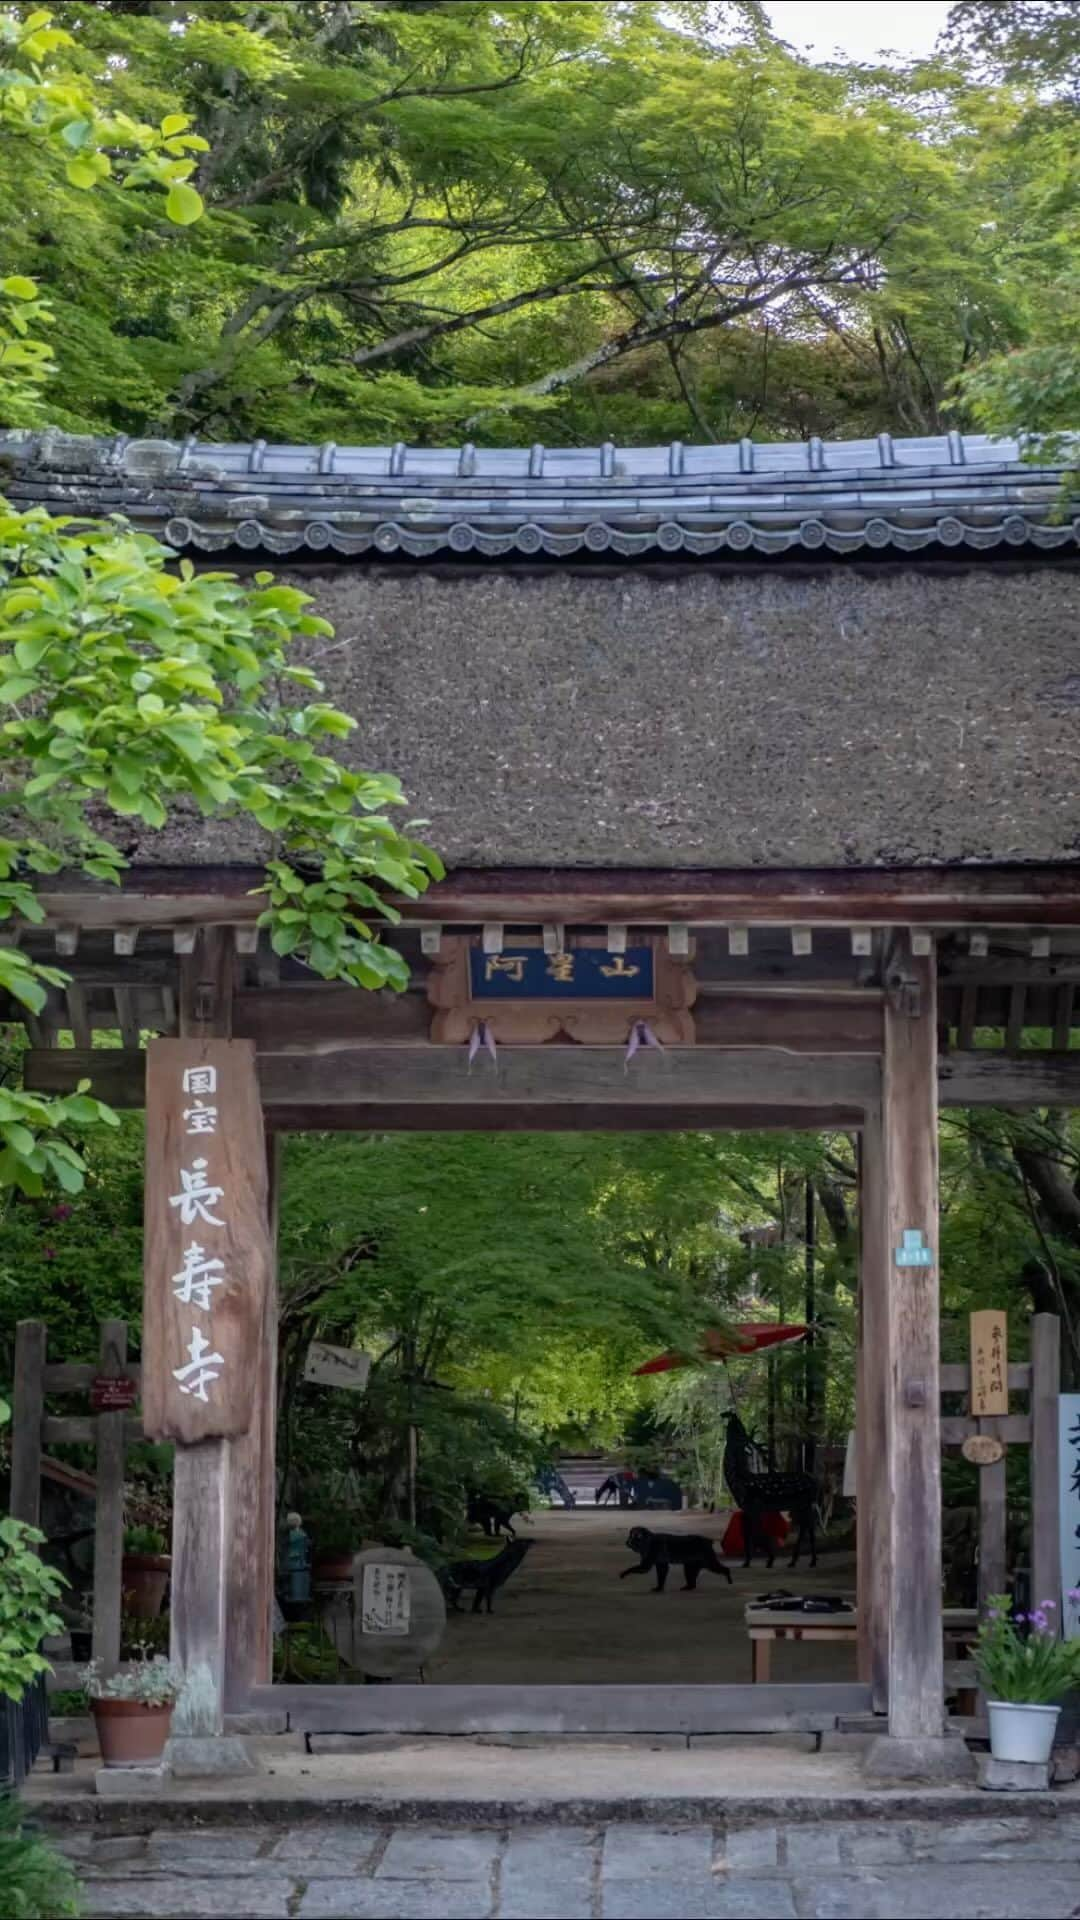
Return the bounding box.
[1,428,1077,560]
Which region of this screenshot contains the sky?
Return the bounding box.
[765,1,952,65]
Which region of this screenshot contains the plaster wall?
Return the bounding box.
[140,564,1080,869]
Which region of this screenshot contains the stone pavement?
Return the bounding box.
[50,1815,1080,1918]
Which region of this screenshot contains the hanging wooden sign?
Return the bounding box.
[142,1038,273,1445]
[970,1309,1009,1417]
[962,1434,1005,1467]
[427,933,696,1045]
[303,1341,371,1394]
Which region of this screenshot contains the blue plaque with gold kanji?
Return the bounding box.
[469,946,654,1000]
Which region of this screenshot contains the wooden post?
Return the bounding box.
[977,1453,1008,1618]
[1031,1313,1061,1622]
[882,943,944,1740]
[856,1112,889,1713]
[167,929,233,1737]
[92,1319,128,1676]
[10,1321,45,1526]
[224,1131,280,1709]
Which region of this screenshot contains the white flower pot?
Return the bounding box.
[987,1701,1060,1764]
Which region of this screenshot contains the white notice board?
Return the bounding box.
[361,1563,411,1636]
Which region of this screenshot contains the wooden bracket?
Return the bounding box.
[884,937,922,1019]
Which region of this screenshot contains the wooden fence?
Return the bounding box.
[10,1318,140,1675]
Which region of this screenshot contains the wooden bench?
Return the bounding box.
[745,1603,979,1686]
[745,1605,856,1683]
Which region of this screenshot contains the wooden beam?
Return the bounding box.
[939,1362,1030,1392]
[93,1319,127,1677]
[28,1044,1080,1112]
[248,1681,873,1736]
[230,988,884,1056]
[224,1131,279,1709]
[262,1103,867,1134]
[882,943,943,1741]
[10,1322,45,1528]
[857,1112,889,1714]
[65,984,91,1048]
[1030,1314,1061,1631]
[32,862,1080,930]
[256,1048,882,1108]
[938,1052,1080,1107]
[113,986,141,1051]
[1005,985,1026,1052]
[941,1415,1030,1446]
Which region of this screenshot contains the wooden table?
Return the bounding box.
[745,1604,856,1683]
[745,1603,978,1684]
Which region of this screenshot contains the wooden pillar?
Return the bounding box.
[1031,1313,1061,1622]
[10,1320,45,1527]
[223,1130,281,1708]
[882,942,944,1739]
[856,1112,889,1713]
[166,930,233,1736]
[92,1319,128,1676]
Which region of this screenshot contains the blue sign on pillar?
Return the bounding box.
[894,1228,933,1268]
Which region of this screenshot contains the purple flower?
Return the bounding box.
[51,1203,72,1221]
[1031,1610,1050,1631]
[1067,1588,1080,1604]
[42,1245,56,1261]
[1038,1599,1057,1611]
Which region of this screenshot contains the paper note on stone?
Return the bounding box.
[361,1563,411,1636]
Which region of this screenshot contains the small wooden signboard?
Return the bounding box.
[962,1433,1005,1467]
[90,1376,138,1412]
[303,1341,371,1394]
[970,1309,1009,1417]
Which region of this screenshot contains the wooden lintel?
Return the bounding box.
[229,988,883,1056]
[31,863,1080,930]
[262,1103,867,1134]
[27,1045,1080,1112]
[259,1047,882,1108]
[23,1045,878,1109]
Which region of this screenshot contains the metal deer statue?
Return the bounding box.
[722,1412,819,1568]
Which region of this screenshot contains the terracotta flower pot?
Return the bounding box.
[92,1698,174,1768]
[121,1553,171,1620]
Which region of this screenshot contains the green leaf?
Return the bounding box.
[161,112,191,136]
[65,156,99,189]
[1,275,38,301]
[60,117,91,150]
[0,676,36,702]
[165,182,204,225]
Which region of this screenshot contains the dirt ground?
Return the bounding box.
[426,1506,857,1686]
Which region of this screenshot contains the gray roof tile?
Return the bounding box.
[1,429,1076,561]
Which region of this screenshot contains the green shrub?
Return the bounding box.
[0,1796,79,1920]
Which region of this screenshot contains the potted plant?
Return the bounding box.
[974,1594,1080,1764]
[82,1653,183,1768]
[121,1525,171,1620]
[309,1511,360,1583]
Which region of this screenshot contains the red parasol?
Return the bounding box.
[633,1323,807,1376]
